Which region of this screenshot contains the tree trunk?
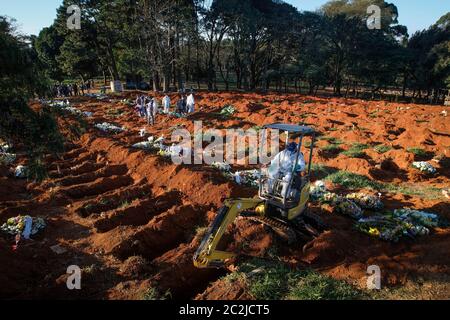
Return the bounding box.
[153,72,161,92]
[402,73,407,98]
[107,41,120,81]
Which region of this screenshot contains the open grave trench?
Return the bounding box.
[40,126,235,299]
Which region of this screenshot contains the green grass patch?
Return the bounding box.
[319,136,343,145]
[232,259,364,300]
[222,271,247,285]
[287,271,364,300]
[310,164,338,177]
[325,171,384,190]
[407,147,428,157]
[142,287,171,300]
[342,143,369,158]
[342,150,366,158]
[320,144,343,153]
[374,145,392,154]
[323,170,443,199]
[368,274,450,300]
[385,184,443,200]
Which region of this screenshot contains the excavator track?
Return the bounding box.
[245,216,305,244]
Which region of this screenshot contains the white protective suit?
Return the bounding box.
[162,95,171,114]
[146,101,155,125]
[268,149,306,198]
[152,98,159,117]
[186,94,195,113]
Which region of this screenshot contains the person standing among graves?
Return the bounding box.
[176,94,187,115]
[162,95,171,114]
[186,92,195,113]
[146,98,155,125]
[152,97,159,121]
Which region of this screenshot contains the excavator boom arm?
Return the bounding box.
[193,198,263,268]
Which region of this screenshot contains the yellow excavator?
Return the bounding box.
[194,124,323,269]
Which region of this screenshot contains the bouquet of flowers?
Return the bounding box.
[132,136,163,150]
[219,105,236,118]
[310,181,327,200]
[95,122,126,134]
[234,170,260,188]
[412,161,436,174]
[356,216,411,242]
[393,208,440,228]
[335,199,363,219]
[49,100,70,108]
[1,215,46,237]
[356,208,444,242]
[346,193,383,210]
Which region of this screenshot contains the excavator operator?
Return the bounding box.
[267,141,306,199]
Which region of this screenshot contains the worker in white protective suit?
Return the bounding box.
[146,98,155,125]
[267,142,306,199]
[162,95,171,114]
[152,97,159,119]
[186,93,195,113]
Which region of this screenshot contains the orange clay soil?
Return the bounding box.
[0,91,449,299]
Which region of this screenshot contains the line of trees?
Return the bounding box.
[29,0,449,102]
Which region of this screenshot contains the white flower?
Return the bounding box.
[95,122,125,133]
[412,161,436,174]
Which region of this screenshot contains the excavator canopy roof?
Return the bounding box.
[263,123,315,135]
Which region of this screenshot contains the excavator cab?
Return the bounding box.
[194,123,318,269]
[259,124,315,220]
